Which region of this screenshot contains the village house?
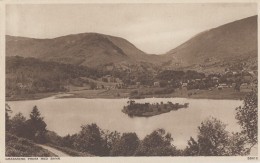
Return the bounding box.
[217,83,228,89]
[212,77,219,83]
[102,75,116,83]
[154,82,160,87]
[96,85,104,89]
[225,71,233,76]
[115,83,124,89]
[17,83,26,89]
[240,83,255,92]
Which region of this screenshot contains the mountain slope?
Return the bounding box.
[164,15,257,72]
[6,33,164,68]
[6,15,257,72]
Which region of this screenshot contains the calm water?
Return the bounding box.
[8,96,243,149]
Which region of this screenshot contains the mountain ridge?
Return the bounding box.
[6,15,257,72]
[164,15,257,72]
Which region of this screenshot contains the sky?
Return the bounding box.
[6,3,257,54]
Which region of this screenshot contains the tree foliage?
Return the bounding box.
[184,117,252,156]
[110,133,139,156]
[25,106,47,143]
[236,91,257,145]
[135,129,179,156]
[9,113,27,138]
[185,117,230,156]
[74,123,105,156]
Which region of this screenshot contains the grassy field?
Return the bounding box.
[64,87,247,100]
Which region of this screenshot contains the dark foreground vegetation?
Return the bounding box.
[122,100,189,117]
[5,91,257,156]
[6,133,57,157]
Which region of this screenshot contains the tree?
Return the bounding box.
[184,137,199,156]
[9,112,27,138]
[89,82,97,89]
[185,117,230,156]
[234,82,241,91]
[74,123,105,156]
[235,91,257,147]
[45,131,63,146]
[5,104,12,132]
[110,133,139,156]
[26,106,47,143]
[135,129,179,156]
[101,130,121,155]
[227,132,248,156]
[60,134,78,148]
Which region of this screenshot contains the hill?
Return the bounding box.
[6,33,165,68]
[6,56,102,99]
[6,15,257,73]
[164,15,257,73]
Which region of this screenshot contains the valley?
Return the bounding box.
[5,16,257,101]
[5,4,258,157]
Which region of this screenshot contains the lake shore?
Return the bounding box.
[6,92,59,101]
[7,97,243,150]
[6,87,247,101]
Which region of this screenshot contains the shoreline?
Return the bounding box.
[6,89,246,102]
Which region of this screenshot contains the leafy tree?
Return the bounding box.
[235,91,257,147]
[60,134,78,148]
[26,106,47,143]
[9,113,27,138]
[110,133,139,156]
[185,117,230,156]
[184,137,199,156]
[135,129,179,156]
[45,131,63,146]
[101,130,121,155]
[74,123,105,156]
[227,132,248,156]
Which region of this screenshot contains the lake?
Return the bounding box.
[7,95,243,149]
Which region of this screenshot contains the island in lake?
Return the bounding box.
[122,100,189,117]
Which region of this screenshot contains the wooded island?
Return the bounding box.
[122,100,189,117]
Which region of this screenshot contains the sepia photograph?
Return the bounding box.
[3,1,258,160]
